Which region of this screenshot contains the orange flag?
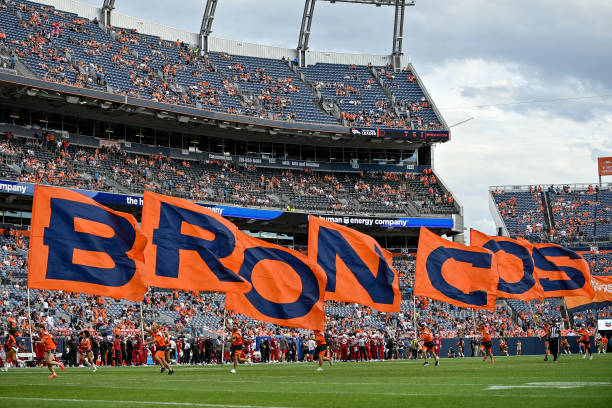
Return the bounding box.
[308,216,400,312]
[225,233,327,330]
[470,229,543,300]
[565,275,612,312]
[141,191,251,293]
[415,227,498,311]
[141,191,327,330]
[28,185,147,302]
[518,238,594,298]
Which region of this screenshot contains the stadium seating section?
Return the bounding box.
[492,185,612,244]
[0,130,458,215]
[0,0,444,130]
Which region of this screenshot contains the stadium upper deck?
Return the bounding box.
[0,0,463,246]
[0,0,447,135]
[489,183,612,246]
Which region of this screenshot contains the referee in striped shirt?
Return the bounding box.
[549,320,561,362]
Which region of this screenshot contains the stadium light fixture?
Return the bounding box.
[101,0,115,27]
[299,0,415,70]
[200,0,218,52]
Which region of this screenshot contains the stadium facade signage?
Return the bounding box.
[0,179,453,228]
[206,152,423,172]
[318,215,453,229]
[598,319,612,331]
[598,157,612,176]
[350,128,450,142]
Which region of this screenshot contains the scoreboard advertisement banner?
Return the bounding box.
[598,157,612,176]
[350,128,450,142]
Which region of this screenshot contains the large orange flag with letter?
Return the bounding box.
[415,227,498,311]
[308,216,400,312]
[28,185,147,301]
[517,238,594,299]
[141,191,251,293]
[565,275,612,312]
[225,232,327,330]
[470,229,543,300]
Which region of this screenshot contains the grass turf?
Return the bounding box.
[0,354,611,408]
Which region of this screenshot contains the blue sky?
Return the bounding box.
[75,0,612,238]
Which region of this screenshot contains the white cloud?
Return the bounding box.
[423,59,612,240]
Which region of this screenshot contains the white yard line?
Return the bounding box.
[0,396,295,408]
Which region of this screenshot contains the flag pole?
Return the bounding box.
[27,287,33,354]
[412,294,417,335]
[140,301,145,344]
[221,306,227,365]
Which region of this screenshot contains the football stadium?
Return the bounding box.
[0,0,610,407]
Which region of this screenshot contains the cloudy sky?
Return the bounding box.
[78,0,612,238]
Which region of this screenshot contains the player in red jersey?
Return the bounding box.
[314,330,332,371]
[2,329,18,372]
[340,334,348,361]
[78,331,97,372]
[377,335,385,361]
[433,333,441,357]
[418,323,439,367]
[35,327,65,378]
[229,326,252,373]
[145,323,174,375]
[577,324,593,360]
[479,324,494,364]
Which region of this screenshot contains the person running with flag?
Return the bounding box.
[314,329,332,371]
[418,322,439,367]
[541,321,551,361]
[577,324,593,360]
[2,328,18,372]
[479,324,494,364]
[145,323,174,375]
[35,326,65,378]
[78,330,97,372]
[229,324,252,374]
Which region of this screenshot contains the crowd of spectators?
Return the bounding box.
[492,184,612,244]
[0,130,458,215]
[583,252,612,276]
[0,0,445,129]
[547,184,612,245]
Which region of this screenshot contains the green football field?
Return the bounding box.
[1,354,611,408]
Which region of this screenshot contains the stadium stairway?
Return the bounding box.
[541,191,554,234]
